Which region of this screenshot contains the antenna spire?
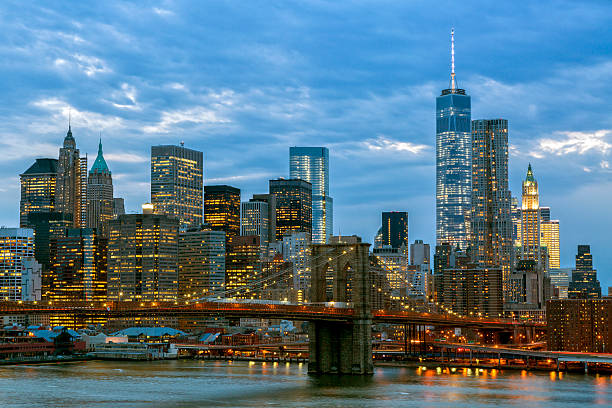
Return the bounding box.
[450,28,456,91]
[68,108,72,131]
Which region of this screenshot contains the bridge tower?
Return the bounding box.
[308,241,373,375]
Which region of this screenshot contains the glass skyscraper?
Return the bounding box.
[436,30,471,249]
[289,147,332,243]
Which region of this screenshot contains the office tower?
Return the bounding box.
[470,119,513,285]
[548,268,571,299]
[373,246,407,292]
[406,264,430,299]
[508,260,546,306]
[87,140,113,237]
[410,240,430,266]
[540,207,551,222]
[260,254,295,302]
[178,226,225,300]
[225,236,262,299]
[107,211,180,301]
[113,198,125,217]
[436,29,471,249]
[0,228,41,301]
[19,158,58,228]
[541,220,560,269]
[151,144,203,229]
[55,124,87,228]
[48,228,107,302]
[251,194,277,244]
[548,299,612,353]
[280,231,311,301]
[510,197,522,247]
[269,179,312,240]
[568,245,601,299]
[433,242,454,302]
[241,200,270,248]
[289,147,333,243]
[521,164,541,263]
[204,185,240,244]
[439,247,503,317]
[381,212,408,251]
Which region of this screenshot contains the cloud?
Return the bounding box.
[110,83,141,110]
[31,98,124,132]
[142,107,230,133]
[363,136,429,155]
[206,172,277,184]
[105,152,148,163]
[535,130,611,156]
[153,7,174,17]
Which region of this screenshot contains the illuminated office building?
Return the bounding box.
[107,211,180,301]
[510,197,522,248]
[19,158,58,228]
[87,140,114,237]
[568,245,601,299]
[470,119,513,285]
[381,212,408,251]
[56,124,87,228]
[281,231,311,299]
[548,268,571,299]
[289,147,332,243]
[269,179,312,240]
[0,228,41,301]
[241,199,270,248]
[113,198,125,218]
[225,235,262,299]
[151,144,203,229]
[521,164,541,263]
[251,194,277,244]
[178,226,225,300]
[204,185,240,244]
[541,220,560,270]
[373,246,407,292]
[436,29,471,249]
[48,228,107,302]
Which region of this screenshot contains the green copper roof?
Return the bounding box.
[90,139,111,174]
[525,163,535,182]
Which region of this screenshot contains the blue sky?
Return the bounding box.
[1,1,611,287]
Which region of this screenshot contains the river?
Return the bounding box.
[0,360,610,407]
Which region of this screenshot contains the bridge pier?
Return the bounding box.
[308,242,373,375]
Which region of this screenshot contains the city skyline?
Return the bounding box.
[0,2,610,288]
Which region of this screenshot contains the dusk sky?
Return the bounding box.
[1,1,611,287]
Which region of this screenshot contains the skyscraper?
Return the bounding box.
[269,179,312,240]
[19,158,58,228]
[251,194,277,244]
[87,140,113,237]
[241,199,270,248]
[178,226,225,300]
[107,210,179,301]
[204,185,240,243]
[568,245,601,299]
[225,235,262,299]
[541,220,560,270]
[55,124,87,228]
[48,228,107,302]
[0,228,41,301]
[289,147,332,243]
[436,29,472,249]
[151,144,203,229]
[381,212,408,251]
[410,240,430,266]
[470,119,513,284]
[521,164,541,263]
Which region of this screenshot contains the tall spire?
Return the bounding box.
[63,109,76,149]
[450,28,456,91]
[526,163,535,182]
[90,137,110,175]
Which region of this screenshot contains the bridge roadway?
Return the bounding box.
[0,301,543,330]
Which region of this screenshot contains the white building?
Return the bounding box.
[0,228,42,301]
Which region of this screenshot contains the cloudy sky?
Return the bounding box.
[1,1,611,287]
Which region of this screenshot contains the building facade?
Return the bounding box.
[19,158,58,228]
[48,228,107,302]
[436,30,472,249]
[470,119,513,285]
[541,220,560,270]
[241,200,270,248]
[178,227,225,300]
[289,147,333,243]
[0,228,41,301]
[520,164,541,263]
[151,144,203,229]
[568,245,601,299]
[204,185,240,244]
[225,236,262,299]
[269,179,312,240]
[107,212,180,301]
[87,140,114,237]
[381,212,408,251]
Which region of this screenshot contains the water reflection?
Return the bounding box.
[0,360,609,407]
